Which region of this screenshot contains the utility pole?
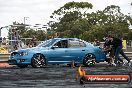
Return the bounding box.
[42,25,48,40]
[24,17,29,30]
[0,27,2,37]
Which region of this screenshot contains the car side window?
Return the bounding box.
[79,41,86,47]
[53,40,68,48]
[68,40,86,48]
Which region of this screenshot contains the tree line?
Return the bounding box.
[9,1,132,42]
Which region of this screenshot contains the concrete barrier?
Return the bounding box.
[0,53,10,67]
[0,52,132,62]
[0,53,10,62]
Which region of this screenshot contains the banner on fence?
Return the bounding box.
[122,40,126,49]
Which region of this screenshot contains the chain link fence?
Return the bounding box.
[0,39,132,53]
[0,39,43,53]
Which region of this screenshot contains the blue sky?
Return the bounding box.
[0,0,132,38]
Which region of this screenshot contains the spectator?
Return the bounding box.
[0,36,2,46]
[12,29,18,50]
[108,35,131,66]
[93,39,100,46]
[103,37,115,66]
[54,32,59,38]
[13,44,18,50]
[29,36,37,47]
[2,37,7,45]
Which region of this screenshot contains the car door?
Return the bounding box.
[48,40,71,64]
[66,40,87,62]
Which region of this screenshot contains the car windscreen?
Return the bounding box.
[37,39,57,47]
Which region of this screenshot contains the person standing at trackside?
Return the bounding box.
[103,37,115,66]
[108,36,131,66]
[93,39,100,46]
[12,29,18,50]
[29,36,37,47]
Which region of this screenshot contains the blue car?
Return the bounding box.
[8,38,107,68]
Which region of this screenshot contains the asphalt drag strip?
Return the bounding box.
[0,64,132,88]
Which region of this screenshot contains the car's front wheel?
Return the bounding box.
[31,54,46,68]
[83,54,96,67]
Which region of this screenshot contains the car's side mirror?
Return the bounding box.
[51,46,59,49]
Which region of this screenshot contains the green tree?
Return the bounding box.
[103,5,130,39]
[8,22,46,41]
[50,3,132,41]
[9,2,131,42]
[83,5,131,41]
[49,1,93,38]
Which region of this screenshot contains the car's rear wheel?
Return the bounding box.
[17,64,28,68]
[83,54,96,67]
[31,54,46,68]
